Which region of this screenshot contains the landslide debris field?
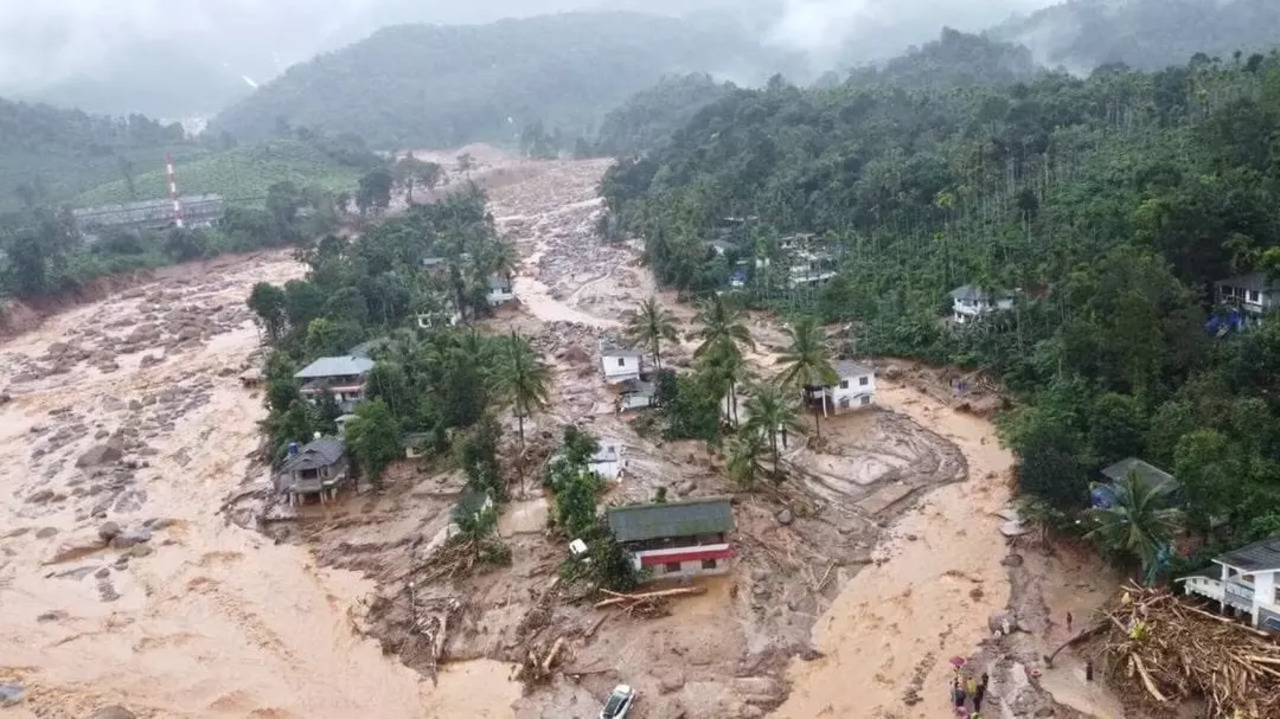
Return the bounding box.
[0,148,1094,719]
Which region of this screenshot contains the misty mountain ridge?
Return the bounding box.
[209,11,805,149]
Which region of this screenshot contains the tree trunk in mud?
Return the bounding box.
[516,412,526,498]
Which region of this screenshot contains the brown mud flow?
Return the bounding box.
[1,148,1126,718]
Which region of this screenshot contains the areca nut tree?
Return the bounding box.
[702,336,749,426]
[743,383,808,481]
[626,297,679,370]
[1085,470,1183,584]
[777,315,838,439]
[726,429,766,490]
[494,331,551,495]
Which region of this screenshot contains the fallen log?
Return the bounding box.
[593,586,707,609]
[541,637,566,673]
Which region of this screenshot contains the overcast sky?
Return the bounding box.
[0,0,1056,92]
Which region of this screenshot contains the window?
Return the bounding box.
[701,558,718,570]
[839,380,849,389]
[1275,586,1280,606]
[1250,290,1261,303]
[664,562,680,574]
[860,396,870,406]
[859,376,869,386]
[617,357,625,367]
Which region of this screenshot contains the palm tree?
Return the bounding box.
[493,331,551,495]
[743,383,808,480]
[626,298,679,370]
[1085,470,1182,584]
[694,293,755,358]
[726,430,766,490]
[701,338,748,426]
[777,315,838,440]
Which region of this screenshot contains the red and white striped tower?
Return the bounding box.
[166,153,185,228]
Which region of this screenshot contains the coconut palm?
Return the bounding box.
[493,331,551,496]
[777,315,838,439]
[693,293,755,358]
[743,383,808,480]
[1085,470,1183,584]
[626,297,679,370]
[701,338,748,426]
[726,430,766,490]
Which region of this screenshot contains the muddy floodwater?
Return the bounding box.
[0,254,503,718]
[0,149,1123,718]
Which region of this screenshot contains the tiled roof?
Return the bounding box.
[835,359,873,378]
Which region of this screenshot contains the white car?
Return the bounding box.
[599,684,635,719]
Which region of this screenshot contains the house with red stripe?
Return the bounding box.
[607,497,735,581]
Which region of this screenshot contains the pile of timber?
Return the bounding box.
[518,637,569,685]
[594,586,707,619]
[1102,583,1280,717]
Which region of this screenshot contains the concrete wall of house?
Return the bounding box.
[647,556,731,579]
[603,354,641,382]
[620,394,653,411]
[830,372,875,410]
[1254,571,1279,626]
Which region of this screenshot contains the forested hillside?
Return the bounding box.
[996,0,1280,72]
[210,12,796,149]
[0,98,196,211]
[602,30,1280,566]
[848,28,1039,89]
[593,74,737,157]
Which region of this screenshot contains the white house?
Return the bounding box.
[787,249,838,288]
[1178,537,1280,632]
[588,439,625,481]
[1216,272,1278,318]
[617,379,656,412]
[600,340,643,384]
[805,359,876,415]
[949,285,1014,325]
[486,274,515,306]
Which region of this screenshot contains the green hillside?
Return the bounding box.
[210,12,797,149]
[73,139,370,207]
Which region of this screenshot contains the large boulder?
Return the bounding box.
[46,534,105,564]
[97,521,122,542]
[76,438,124,468]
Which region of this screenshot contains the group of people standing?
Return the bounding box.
[951,670,988,717]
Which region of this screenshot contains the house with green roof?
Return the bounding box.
[606,497,735,581]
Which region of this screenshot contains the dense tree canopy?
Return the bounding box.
[602,37,1280,555]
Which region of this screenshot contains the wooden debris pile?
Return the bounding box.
[518,637,570,685]
[1102,583,1280,718]
[593,586,706,619]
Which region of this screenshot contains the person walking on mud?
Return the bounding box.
[952,677,967,715]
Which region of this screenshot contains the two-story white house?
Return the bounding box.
[1179,537,1280,633]
[1216,272,1278,320]
[805,359,876,415]
[600,340,643,385]
[949,285,1014,325]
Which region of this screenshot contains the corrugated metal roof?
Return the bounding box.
[607,497,734,543]
[1215,537,1280,573]
[1217,272,1275,293]
[295,355,375,379]
[1100,457,1176,491]
[279,438,345,473]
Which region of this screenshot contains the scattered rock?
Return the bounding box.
[905,533,918,542]
[142,517,176,531]
[128,399,143,412]
[674,479,696,497]
[799,647,825,661]
[1001,553,1025,567]
[657,669,685,694]
[102,396,126,412]
[27,488,56,504]
[47,534,105,564]
[36,610,68,623]
[0,392,10,404]
[139,354,163,368]
[97,521,122,541]
[95,567,111,579]
[97,580,120,602]
[90,706,136,719]
[774,508,794,526]
[0,681,25,707]
[76,439,124,468]
[35,526,59,539]
[883,364,904,380]
[127,544,154,559]
[988,611,1013,635]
